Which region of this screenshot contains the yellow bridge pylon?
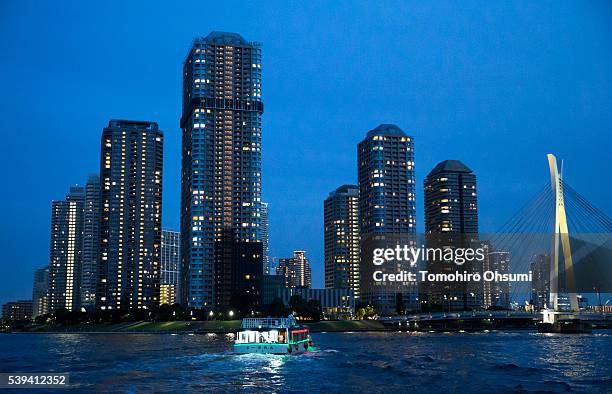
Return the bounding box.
[547,154,579,312]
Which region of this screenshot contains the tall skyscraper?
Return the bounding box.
[277,251,312,289]
[531,253,551,310]
[80,174,100,310]
[482,245,510,309]
[358,125,416,235]
[180,31,263,310]
[48,186,85,313]
[32,266,49,318]
[324,185,360,299]
[424,160,478,234]
[97,120,163,311]
[160,229,181,306]
[357,124,416,313]
[423,160,479,311]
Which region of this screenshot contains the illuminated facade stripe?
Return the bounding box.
[48,186,85,313]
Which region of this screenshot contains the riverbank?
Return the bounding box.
[7,319,389,334]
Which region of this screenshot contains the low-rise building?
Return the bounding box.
[2,300,33,322]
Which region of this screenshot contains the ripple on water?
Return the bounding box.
[0,331,610,393]
[492,363,543,373]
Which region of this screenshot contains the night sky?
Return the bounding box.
[1,1,611,305]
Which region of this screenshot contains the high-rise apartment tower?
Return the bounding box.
[48,186,85,313]
[97,120,163,311]
[357,124,417,313]
[180,31,263,309]
[324,185,360,299]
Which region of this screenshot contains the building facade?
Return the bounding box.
[423,160,480,311]
[32,267,49,318]
[180,31,263,310]
[277,251,312,289]
[80,174,100,310]
[2,300,33,322]
[278,288,354,319]
[268,257,279,277]
[424,160,478,234]
[357,124,417,313]
[531,253,551,310]
[48,186,85,313]
[261,202,270,274]
[324,185,360,299]
[483,247,511,309]
[260,274,285,307]
[160,229,181,305]
[97,120,163,311]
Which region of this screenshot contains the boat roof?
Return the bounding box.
[240,316,299,329]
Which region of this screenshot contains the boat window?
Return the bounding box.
[237,329,283,344]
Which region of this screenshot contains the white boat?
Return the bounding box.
[234,315,313,354]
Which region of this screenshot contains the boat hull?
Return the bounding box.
[233,341,310,355]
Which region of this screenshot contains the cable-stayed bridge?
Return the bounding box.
[382,154,612,332]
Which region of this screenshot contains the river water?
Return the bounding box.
[0,331,610,392]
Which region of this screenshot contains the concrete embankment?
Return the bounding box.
[10,320,389,334]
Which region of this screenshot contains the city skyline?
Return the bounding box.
[1,2,612,306]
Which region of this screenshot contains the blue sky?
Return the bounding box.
[1,1,611,305]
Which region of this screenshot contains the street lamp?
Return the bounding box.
[229,310,234,318]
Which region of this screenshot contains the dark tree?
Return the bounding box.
[395,292,405,315]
